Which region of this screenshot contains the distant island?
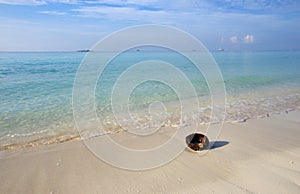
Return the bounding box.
[77,49,90,52]
[216,48,224,51]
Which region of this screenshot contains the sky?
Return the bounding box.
[0,0,299,51]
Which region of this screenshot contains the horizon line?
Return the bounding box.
[0,49,299,53]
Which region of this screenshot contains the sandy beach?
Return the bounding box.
[0,110,299,193]
[1,0,300,193]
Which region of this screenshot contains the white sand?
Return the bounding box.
[0,111,299,193]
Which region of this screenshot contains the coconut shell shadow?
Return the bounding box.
[185,133,209,152]
[209,141,229,150]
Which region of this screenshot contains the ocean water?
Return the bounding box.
[0,51,300,149]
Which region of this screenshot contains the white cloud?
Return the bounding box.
[39,11,67,15]
[77,0,211,12]
[244,34,255,43]
[0,0,46,5]
[0,0,79,5]
[72,5,169,22]
[0,16,39,25]
[48,0,79,4]
[84,0,158,6]
[230,36,238,44]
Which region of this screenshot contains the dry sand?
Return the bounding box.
[0,111,299,193]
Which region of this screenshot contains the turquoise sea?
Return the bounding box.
[0,51,300,149]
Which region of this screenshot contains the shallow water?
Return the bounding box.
[0,51,300,149]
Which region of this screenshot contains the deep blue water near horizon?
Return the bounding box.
[0,51,300,148]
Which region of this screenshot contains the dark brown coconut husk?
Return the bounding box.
[186,133,209,151]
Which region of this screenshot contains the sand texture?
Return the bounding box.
[1,111,299,193]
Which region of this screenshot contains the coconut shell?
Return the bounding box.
[186,133,209,151]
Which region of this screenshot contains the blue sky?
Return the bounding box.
[0,0,299,51]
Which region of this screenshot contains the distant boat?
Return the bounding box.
[216,48,224,51]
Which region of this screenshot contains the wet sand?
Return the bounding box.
[0,110,299,193]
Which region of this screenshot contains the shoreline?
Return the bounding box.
[0,105,298,151]
[1,110,299,193]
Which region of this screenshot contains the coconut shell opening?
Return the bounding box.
[186,133,209,151]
